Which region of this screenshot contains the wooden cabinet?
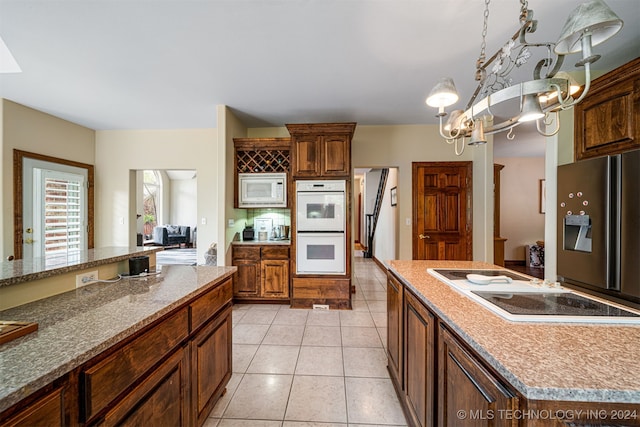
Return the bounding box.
[81,308,190,422]
[287,123,355,178]
[388,270,517,427]
[190,305,232,426]
[233,138,291,208]
[386,271,403,389]
[261,259,289,298]
[0,275,233,427]
[438,325,517,426]
[232,244,290,302]
[0,386,65,427]
[574,57,640,161]
[100,347,190,427]
[232,246,261,298]
[403,289,435,427]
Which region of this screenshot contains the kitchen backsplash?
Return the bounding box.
[246,208,291,228]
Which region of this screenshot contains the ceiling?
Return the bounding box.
[1,0,638,154]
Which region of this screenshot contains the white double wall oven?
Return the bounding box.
[295,180,346,275]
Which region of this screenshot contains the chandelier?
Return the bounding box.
[426,0,623,155]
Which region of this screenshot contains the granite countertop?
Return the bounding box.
[0,264,236,412]
[232,240,291,246]
[0,246,164,288]
[388,260,640,404]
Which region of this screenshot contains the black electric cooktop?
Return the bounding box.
[432,269,530,282]
[471,292,640,317]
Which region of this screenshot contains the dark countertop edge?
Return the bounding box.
[0,267,236,413]
[231,240,291,245]
[0,247,164,288]
[387,265,640,404]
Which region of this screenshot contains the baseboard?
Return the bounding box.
[505,260,526,267]
[371,256,388,273]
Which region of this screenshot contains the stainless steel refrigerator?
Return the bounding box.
[557,149,640,304]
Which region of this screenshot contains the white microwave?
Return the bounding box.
[238,173,287,208]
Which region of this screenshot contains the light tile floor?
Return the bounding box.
[205,255,407,427]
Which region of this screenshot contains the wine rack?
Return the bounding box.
[236,149,290,173]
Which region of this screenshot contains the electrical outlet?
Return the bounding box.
[76,270,98,288]
[312,304,330,310]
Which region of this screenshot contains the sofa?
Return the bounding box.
[152,225,191,246]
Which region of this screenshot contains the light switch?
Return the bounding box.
[405,218,411,226]
[201,217,207,225]
[228,219,235,227]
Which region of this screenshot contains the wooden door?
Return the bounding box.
[438,325,517,426]
[191,306,232,426]
[261,259,290,298]
[412,162,472,260]
[321,134,350,176]
[292,135,320,177]
[232,246,261,297]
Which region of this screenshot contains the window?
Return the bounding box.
[142,170,162,238]
[35,169,86,256]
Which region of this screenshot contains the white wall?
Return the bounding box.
[220,106,248,266]
[364,169,382,215]
[1,100,95,259]
[373,167,398,264]
[95,129,218,263]
[494,157,545,260]
[351,125,490,261]
[169,177,198,231]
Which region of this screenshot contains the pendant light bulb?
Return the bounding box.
[519,94,545,122]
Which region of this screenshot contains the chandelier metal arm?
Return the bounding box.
[465,22,534,110]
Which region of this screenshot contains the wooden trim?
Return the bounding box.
[13,150,95,260]
[285,122,356,136]
[371,255,388,273]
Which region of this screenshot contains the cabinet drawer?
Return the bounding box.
[292,278,350,299]
[232,246,260,261]
[190,278,233,331]
[1,387,64,427]
[261,246,289,260]
[81,308,189,421]
[100,347,190,427]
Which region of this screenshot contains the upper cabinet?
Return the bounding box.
[574,57,640,161]
[286,123,356,178]
[233,138,291,208]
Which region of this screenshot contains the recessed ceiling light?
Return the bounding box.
[0,36,22,73]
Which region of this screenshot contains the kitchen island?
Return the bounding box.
[0,246,164,310]
[387,260,640,426]
[0,264,236,426]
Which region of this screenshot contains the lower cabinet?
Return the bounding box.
[190,305,232,426]
[386,272,403,388]
[403,289,435,427]
[0,386,66,427]
[1,276,234,427]
[388,272,517,427]
[438,325,517,427]
[100,347,190,427]
[232,244,290,302]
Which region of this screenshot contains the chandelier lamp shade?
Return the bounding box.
[426,0,623,155]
